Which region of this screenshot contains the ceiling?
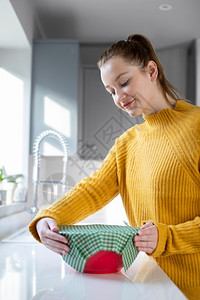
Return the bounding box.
[1,0,200,49]
[32,0,200,48]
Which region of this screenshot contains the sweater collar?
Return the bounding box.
[139,100,182,130]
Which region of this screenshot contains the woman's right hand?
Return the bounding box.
[36,217,69,256]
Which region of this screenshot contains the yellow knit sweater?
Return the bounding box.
[29,100,200,298]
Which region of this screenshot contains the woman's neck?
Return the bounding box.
[143,84,176,117]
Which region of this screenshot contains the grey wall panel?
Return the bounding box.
[30,40,79,155]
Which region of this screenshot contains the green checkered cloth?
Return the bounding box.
[58,224,140,273]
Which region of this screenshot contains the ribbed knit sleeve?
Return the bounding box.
[29,143,119,241]
[150,217,200,257]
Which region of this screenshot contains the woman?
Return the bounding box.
[29,34,200,299]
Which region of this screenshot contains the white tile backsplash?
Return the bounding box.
[27,154,128,225]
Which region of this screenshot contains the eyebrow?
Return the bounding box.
[115,72,128,82]
[105,72,128,89]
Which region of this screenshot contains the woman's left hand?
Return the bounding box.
[133,222,158,254]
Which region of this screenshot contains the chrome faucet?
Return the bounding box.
[25,130,68,219]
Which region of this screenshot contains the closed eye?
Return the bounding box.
[120,80,129,87]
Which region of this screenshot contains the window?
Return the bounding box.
[0,68,24,175]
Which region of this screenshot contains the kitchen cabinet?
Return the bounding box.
[157,44,189,102]
[30,40,79,155]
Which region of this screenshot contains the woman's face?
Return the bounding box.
[100,56,159,117]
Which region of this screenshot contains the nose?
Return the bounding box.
[114,90,126,105]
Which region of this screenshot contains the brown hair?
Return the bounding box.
[97,34,184,103]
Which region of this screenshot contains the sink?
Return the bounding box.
[1,227,37,244]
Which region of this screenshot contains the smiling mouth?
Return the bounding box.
[123,99,135,109]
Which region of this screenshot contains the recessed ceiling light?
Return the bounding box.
[159,4,172,11]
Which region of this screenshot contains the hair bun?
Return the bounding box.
[127,34,154,53]
[127,34,146,44]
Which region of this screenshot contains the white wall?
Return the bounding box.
[0,48,32,185]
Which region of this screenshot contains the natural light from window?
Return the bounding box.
[43,141,64,156]
[0,68,24,174]
[44,96,71,138]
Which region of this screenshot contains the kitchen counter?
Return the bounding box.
[0,237,187,300]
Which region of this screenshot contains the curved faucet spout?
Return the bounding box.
[31,130,69,214]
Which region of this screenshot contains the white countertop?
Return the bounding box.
[0,234,187,300]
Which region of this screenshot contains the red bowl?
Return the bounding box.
[84,250,123,274]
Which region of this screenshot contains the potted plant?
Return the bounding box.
[0,166,23,205]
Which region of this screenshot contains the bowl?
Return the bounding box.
[84,250,123,274]
[58,224,140,274]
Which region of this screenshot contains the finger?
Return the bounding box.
[41,230,69,246]
[45,242,69,255]
[38,221,68,243]
[46,240,69,254]
[134,229,157,241]
[140,222,154,230]
[45,219,69,243]
[52,227,59,232]
[135,245,155,254]
[137,247,154,254]
[140,222,154,229]
[39,232,69,253]
[135,231,153,241]
[134,237,156,249]
[46,218,59,232]
[134,240,155,248]
[138,226,157,236]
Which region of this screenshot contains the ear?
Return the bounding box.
[146,60,158,82]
